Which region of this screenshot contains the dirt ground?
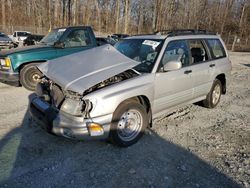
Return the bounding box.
[0,52,249,188]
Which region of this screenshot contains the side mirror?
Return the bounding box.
[163,61,182,72]
[54,41,65,48]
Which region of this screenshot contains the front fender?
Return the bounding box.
[84,74,155,118]
[12,55,52,72]
[9,47,57,71]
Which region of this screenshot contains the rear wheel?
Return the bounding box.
[203,79,222,108]
[20,63,42,91]
[109,99,148,147]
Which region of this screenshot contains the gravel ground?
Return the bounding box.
[0,52,249,188]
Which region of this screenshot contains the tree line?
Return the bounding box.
[1,0,250,42]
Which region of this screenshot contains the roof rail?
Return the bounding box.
[154,29,216,36]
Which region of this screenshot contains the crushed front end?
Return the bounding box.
[29,77,112,140]
[29,44,141,141]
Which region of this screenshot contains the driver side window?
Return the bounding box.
[159,40,189,71]
[64,29,91,47]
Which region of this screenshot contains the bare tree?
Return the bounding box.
[63,0,66,26]
[68,0,72,25]
[48,0,52,30]
[1,0,6,28]
[94,0,101,32]
[115,0,120,33]
[239,0,250,37]
[7,0,12,31]
[73,0,78,25]
[0,0,249,49]
[220,0,234,34]
[124,0,131,33]
[54,0,59,27]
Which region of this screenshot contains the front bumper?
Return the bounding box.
[30,97,112,140]
[0,70,19,86]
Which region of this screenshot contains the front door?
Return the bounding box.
[153,40,193,115]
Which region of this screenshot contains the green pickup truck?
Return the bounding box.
[0,26,97,90]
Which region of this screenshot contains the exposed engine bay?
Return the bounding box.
[36,69,139,113]
[83,69,139,96]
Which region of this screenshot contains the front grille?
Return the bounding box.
[50,84,65,107]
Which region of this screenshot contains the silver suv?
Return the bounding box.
[30,30,231,147]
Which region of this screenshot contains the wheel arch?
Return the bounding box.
[18,61,46,90]
[18,60,47,74]
[215,74,226,94]
[119,95,152,127]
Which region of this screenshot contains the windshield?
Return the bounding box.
[114,39,163,73]
[40,28,65,45]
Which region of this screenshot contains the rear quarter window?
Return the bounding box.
[206,39,226,59]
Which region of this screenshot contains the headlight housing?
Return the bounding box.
[60,98,85,116]
[0,57,11,70]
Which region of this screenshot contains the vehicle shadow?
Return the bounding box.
[0,95,241,188]
[242,63,250,68]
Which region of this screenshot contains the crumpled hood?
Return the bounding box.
[38,44,140,94]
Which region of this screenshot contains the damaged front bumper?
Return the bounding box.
[30,97,112,140]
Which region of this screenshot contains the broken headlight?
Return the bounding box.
[60,98,85,116]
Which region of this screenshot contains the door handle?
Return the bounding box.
[209,64,215,67]
[184,70,192,74]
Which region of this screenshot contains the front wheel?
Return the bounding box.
[203,79,222,108]
[109,99,148,147]
[20,63,42,91]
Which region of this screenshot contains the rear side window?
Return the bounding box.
[207,39,226,59]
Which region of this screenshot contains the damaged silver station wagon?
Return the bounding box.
[30,30,231,147]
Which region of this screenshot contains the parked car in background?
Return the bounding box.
[110,33,129,41]
[9,31,31,46]
[0,26,97,91]
[23,34,44,46]
[96,37,117,46]
[0,32,14,49]
[30,30,231,147]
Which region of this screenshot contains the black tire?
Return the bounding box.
[203,79,222,108]
[20,63,42,91]
[109,99,148,147]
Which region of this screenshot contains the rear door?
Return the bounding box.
[206,38,228,77]
[187,39,213,98]
[153,40,194,115]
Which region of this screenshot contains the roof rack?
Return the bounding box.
[154,29,216,36]
[131,33,156,37]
